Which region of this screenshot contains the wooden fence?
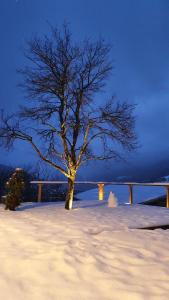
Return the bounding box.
[30,181,169,208]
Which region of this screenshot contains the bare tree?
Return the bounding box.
[0,25,136,210]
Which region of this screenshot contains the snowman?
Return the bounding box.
[108,191,118,207]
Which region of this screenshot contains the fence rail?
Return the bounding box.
[30,181,169,208]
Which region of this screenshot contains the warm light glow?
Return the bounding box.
[98,183,104,200]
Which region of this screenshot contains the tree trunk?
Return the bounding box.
[65,177,75,210]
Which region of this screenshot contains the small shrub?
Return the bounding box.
[5,168,25,211]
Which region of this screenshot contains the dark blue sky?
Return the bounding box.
[0,0,169,178]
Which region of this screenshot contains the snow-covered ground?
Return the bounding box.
[0,194,169,300]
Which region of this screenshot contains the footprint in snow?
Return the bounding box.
[85,228,111,235]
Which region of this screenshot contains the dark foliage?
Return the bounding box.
[0,165,14,199]
[5,168,25,210]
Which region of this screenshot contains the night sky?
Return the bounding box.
[0,0,169,179]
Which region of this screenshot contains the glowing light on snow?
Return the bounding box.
[98,183,104,200]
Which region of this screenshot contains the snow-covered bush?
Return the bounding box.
[5,168,25,211]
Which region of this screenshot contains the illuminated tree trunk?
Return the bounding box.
[65,176,75,210]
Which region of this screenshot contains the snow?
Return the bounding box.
[0,191,169,299]
[107,191,118,207]
[162,176,169,181]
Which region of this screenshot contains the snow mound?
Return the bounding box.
[107,191,118,207]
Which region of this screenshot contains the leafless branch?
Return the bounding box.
[0,24,137,192]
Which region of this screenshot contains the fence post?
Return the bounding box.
[38,183,42,202]
[97,183,104,200]
[166,187,169,208]
[128,184,133,205]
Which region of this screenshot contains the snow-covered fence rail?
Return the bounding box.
[30,181,169,208]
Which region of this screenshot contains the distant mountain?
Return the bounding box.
[0,164,13,171]
[85,157,169,183]
[160,175,169,182]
